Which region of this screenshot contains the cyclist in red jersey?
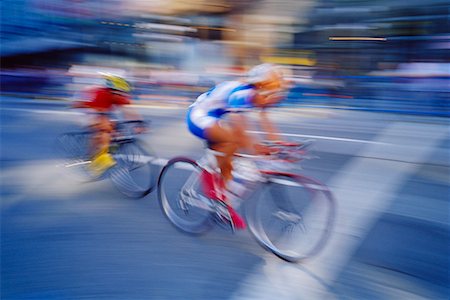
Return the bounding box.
[72,74,142,175]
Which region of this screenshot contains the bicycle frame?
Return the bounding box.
[192,148,297,212]
[158,139,336,261]
[179,167,215,212]
[177,138,316,203]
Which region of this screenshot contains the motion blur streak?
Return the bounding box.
[1,0,449,299]
[232,123,448,299]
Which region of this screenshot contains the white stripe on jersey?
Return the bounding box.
[193,81,244,113]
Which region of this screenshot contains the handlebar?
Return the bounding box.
[235,139,316,163]
[115,119,150,127]
[113,120,151,141]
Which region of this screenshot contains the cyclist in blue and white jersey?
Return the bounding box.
[186,64,287,229]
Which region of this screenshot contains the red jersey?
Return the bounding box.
[85,87,131,112]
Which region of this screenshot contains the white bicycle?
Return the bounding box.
[157,140,336,262]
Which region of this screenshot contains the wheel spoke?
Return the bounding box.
[158,158,213,234]
[56,131,99,182]
[109,141,157,198]
[246,174,335,262]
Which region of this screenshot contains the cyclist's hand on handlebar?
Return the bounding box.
[254,143,274,156]
[133,124,147,134]
[271,140,302,147]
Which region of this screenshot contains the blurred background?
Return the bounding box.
[1,1,449,300]
[1,0,449,114]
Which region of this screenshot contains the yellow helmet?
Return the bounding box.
[104,74,131,93]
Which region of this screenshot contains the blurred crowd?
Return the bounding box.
[1,0,449,115]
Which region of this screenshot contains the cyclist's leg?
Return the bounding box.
[90,114,116,174]
[187,107,235,181]
[205,122,237,183]
[93,114,113,154]
[205,123,247,229]
[188,109,235,182]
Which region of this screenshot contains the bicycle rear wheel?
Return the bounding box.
[246,173,335,262]
[56,131,99,181]
[109,140,158,198]
[158,157,214,234]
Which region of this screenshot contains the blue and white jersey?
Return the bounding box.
[186,81,256,139]
[191,81,255,117]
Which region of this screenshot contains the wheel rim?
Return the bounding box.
[158,158,214,234]
[110,141,157,198]
[247,174,335,262]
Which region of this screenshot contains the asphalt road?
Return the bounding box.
[1,98,449,299]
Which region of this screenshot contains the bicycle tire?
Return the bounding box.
[56,131,100,181]
[158,157,214,234]
[246,172,336,262]
[109,139,158,198]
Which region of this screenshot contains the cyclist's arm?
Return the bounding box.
[229,112,269,154]
[258,109,281,141]
[117,104,147,133]
[228,113,252,151]
[120,104,142,121]
[114,94,142,121]
[227,89,271,154]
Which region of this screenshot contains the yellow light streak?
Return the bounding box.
[260,56,316,66]
[329,37,387,41]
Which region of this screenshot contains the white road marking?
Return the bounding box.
[4,107,382,145]
[2,107,82,115]
[65,160,91,167]
[232,123,447,300]
[248,130,388,145]
[58,157,169,168]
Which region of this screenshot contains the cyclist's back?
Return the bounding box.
[188,80,256,142]
[84,86,131,113]
[190,81,254,117]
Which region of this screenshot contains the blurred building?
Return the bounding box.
[286,0,450,114]
[1,0,449,114]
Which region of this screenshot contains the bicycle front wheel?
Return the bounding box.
[109,140,158,198]
[158,158,214,234]
[246,173,336,262]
